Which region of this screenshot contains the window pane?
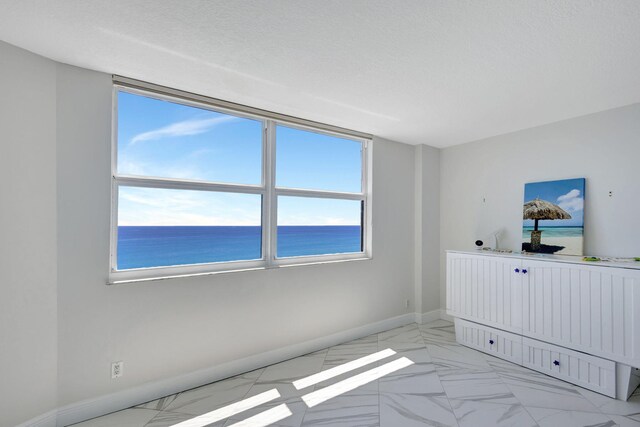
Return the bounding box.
[276,125,362,193]
[117,91,262,185]
[117,187,262,269]
[277,196,362,257]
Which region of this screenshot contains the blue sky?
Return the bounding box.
[117,91,362,226]
[523,178,585,227]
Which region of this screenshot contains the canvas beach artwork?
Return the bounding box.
[522,178,585,255]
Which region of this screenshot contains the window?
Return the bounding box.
[111,79,371,282]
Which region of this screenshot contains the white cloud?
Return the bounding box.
[118,188,261,226]
[557,189,583,212]
[131,115,237,144]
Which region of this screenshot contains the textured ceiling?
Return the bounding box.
[1,1,640,147]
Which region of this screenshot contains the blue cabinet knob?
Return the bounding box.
[522,269,528,274]
[514,268,520,273]
[489,339,494,345]
[553,360,560,366]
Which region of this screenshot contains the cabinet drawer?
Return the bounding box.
[523,337,616,397]
[455,318,522,365]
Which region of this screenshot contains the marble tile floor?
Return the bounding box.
[71,320,640,427]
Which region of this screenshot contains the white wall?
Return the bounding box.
[0,42,58,427]
[413,145,442,316]
[420,145,441,313]
[55,63,418,408]
[440,103,640,307]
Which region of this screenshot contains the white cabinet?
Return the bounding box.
[447,250,640,400]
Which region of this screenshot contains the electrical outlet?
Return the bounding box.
[111,361,123,379]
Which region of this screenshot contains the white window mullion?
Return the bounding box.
[363,140,373,257]
[360,139,367,255]
[266,120,278,265]
[109,87,120,274]
[260,122,272,264]
[115,175,265,196]
[110,179,119,273]
[274,187,364,201]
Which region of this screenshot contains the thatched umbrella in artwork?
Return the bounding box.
[523,198,571,251]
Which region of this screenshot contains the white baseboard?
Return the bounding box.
[54,312,415,427]
[414,312,422,323]
[414,309,452,324]
[15,410,57,427]
[439,310,454,322]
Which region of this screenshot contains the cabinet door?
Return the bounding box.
[522,260,640,366]
[446,252,523,333]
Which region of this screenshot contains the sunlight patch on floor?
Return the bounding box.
[293,348,396,390]
[169,388,280,427]
[301,357,414,408]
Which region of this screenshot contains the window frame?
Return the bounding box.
[109,79,372,284]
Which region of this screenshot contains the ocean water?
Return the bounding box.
[522,226,583,238]
[117,226,362,270]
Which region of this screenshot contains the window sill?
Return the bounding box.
[107,256,372,285]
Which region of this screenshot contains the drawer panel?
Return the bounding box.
[523,336,616,397]
[455,318,522,365]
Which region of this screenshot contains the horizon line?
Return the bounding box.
[523,225,583,228]
[118,224,361,227]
